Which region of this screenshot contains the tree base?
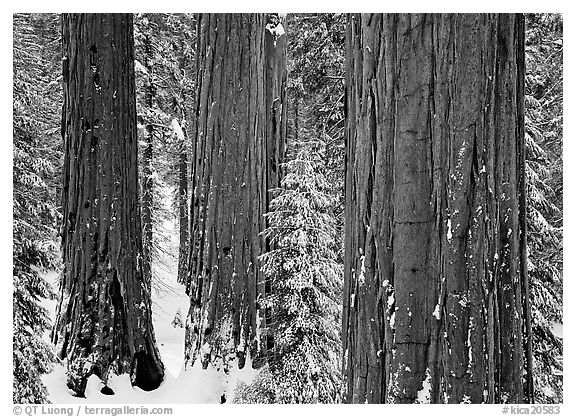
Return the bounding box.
[132,351,164,391]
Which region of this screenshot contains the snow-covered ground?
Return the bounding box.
[41,187,259,403]
[551,321,563,339]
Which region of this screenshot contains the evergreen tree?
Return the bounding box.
[259,139,342,403]
[11,11,563,405]
[525,13,563,403]
[13,13,61,403]
[287,14,346,253]
[287,14,346,195]
[133,13,196,289]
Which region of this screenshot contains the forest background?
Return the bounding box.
[6,6,567,407]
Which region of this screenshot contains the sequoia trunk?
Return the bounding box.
[342,13,532,404]
[54,13,164,396]
[184,13,287,369]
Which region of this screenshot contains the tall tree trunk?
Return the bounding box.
[185,13,287,370]
[173,119,189,285]
[141,32,154,289]
[54,13,164,396]
[342,13,532,404]
[174,31,192,286]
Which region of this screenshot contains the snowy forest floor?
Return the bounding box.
[40,186,259,403]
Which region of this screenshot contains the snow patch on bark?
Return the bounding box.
[415,368,432,404]
[358,255,366,285]
[265,21,286,47]
[432,304,441,320]
[387,293,395,307]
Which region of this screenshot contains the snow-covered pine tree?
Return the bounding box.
[13,270,55,403]
[259,139,342,403]
[525,13,563,403]
[13,13,61,404]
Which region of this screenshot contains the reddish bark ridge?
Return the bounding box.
[342,14,533,404]
[54,13,164,396]
[184,13,287,371]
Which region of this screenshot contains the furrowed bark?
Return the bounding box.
[343,13,531,404]
[184,13,287,370]
[54,13,164,396]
